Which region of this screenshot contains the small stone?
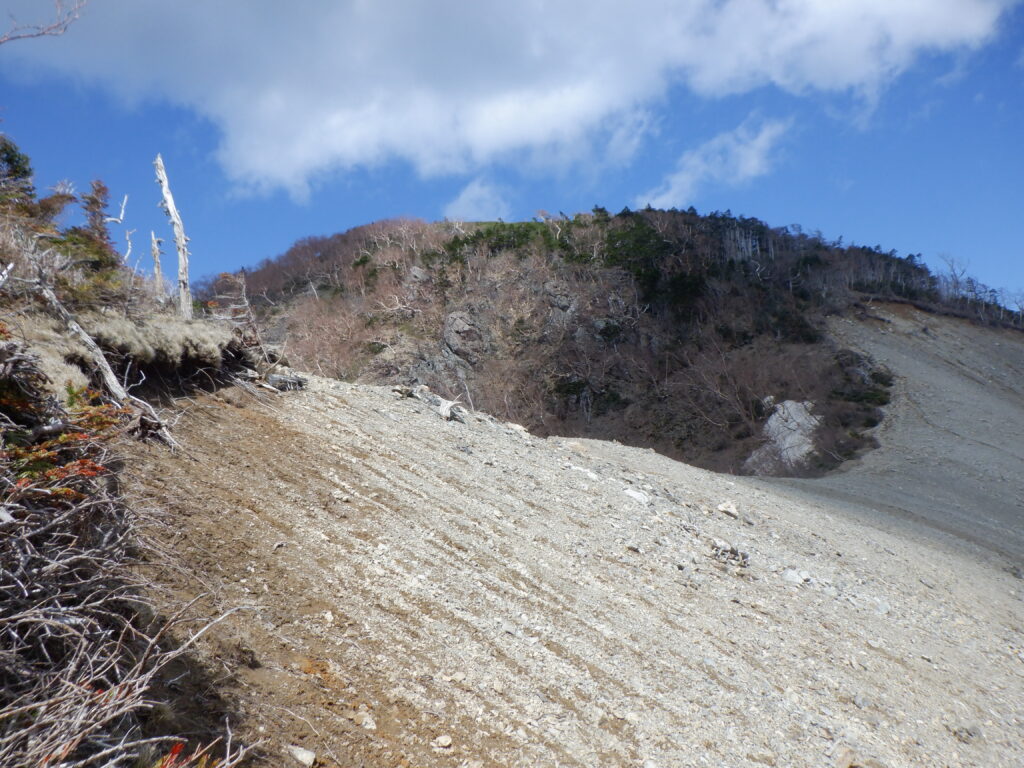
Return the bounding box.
[501,621,517,636]
[432,734,453,749]
[286,745,316,767]
[353,711,376,730]
[952,723,983,743]
[782,568,805,585]
[717,500,739,519]
[624,488,649,504]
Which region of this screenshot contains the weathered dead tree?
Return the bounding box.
[210,271,269,362]
[150,230,165,299]
[36,278,176,446]
[153,154,192,320]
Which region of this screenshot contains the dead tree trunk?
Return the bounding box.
[35,276,176,447]
[150,231,164,299]
[154,153,192,320]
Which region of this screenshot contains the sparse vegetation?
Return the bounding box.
[230,207,1004,473]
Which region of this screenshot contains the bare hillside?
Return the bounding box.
[126,354,1024,766]
[767,303,1024,559]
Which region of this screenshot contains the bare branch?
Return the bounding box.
[105,193,128,225]
[0,1,87,46]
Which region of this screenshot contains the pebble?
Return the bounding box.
[782,568,806,585]
[432,734,453,749]
[286,745,316,767]
[717,500,739,519]
[624,488,650,504]
[952,723,983,743]
[353,711,377,730]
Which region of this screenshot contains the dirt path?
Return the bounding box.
[126,368,1024,767]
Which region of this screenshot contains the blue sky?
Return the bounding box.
[1,0,1022,296]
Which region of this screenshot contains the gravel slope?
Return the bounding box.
[769,304,1024,560]
[128,358,1024,767]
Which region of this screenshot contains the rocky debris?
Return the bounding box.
[543,280,576,312]
[710,538,749,567]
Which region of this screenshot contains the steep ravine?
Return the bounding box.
[125,324,1024,766]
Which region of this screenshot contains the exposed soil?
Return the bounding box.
[123,306,1024,766]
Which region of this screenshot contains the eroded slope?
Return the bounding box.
[773,303,1024,558]
[127,374,1024,767]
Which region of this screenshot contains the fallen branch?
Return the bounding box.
[34,279,177,447]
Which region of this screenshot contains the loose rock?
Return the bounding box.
[286,745,316,767]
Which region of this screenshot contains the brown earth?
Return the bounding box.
[123,307,1024,766]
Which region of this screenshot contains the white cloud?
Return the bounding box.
[637,118,792,209]
[0,0,1012,195]
[443,178,511,222]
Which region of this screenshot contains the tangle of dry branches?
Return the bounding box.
[0,340,252,767]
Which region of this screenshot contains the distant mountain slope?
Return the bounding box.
[229,209,1022,476]
[766,302,1024,558]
